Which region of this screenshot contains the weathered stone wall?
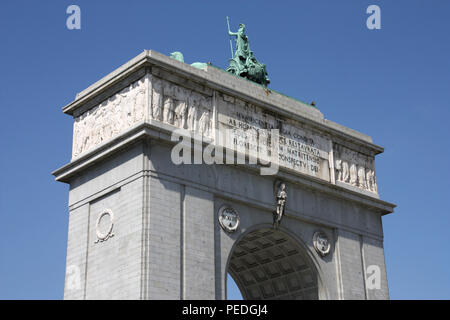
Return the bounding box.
[64,145,145,299]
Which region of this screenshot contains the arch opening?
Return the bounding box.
[226,227,320,300]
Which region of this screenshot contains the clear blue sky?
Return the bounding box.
[0,0,449,300]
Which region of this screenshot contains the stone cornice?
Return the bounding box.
[52,120,395,215]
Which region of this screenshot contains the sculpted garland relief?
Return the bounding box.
[151,77,212,137]
[72,77,146,158]
[333,144,378,194]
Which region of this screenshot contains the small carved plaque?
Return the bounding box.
[218,206,240,233]
[313,231,331,257]
[95,209,115,243]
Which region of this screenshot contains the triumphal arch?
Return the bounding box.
[53,44,395,299]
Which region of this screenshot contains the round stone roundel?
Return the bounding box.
[218,206,240,233]
[95,209,115,243]
[313,231,331,257]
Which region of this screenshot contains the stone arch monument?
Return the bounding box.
[53,50,395,300]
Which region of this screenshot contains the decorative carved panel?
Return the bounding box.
[333,143,378,194]
[72,77,146,157]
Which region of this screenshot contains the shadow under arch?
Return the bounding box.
[225,223,328,300]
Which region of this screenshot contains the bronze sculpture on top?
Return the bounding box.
[226,18,270,87]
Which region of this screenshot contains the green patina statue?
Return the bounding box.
[226,19,270,87]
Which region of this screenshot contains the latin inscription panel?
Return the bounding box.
[217,93,331,181]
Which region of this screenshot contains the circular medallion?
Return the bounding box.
[218,206,240,233]
[313,231,331,257]
[95,209,115,243]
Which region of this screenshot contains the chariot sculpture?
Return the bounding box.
[226,18,270,87]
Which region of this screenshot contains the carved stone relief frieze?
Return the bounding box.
[72,75,213,158]
[151,77,213,138]
[72,77,146,158]
[333,144,378,194]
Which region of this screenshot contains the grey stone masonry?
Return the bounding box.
[54,50,395,300]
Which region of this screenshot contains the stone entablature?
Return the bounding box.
[61,50,384,199]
